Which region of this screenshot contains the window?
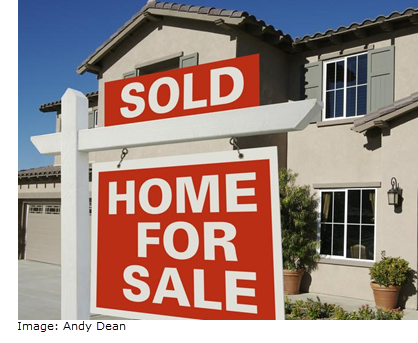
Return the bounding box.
[319,189,376,261]
[29,205,44,214]
[94,110,98,128]
[45,205,60,215]
[323,53,368,120]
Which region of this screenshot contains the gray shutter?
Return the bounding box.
[180,53,199,68]
[123,70,136,79]
[367,46,394,113]
[303,61,323,123]
[88,111,94,129]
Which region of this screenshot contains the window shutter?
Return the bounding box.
[123,70,136,79]
[88,111,95,129]
[179,53,199,68]
[367,46,394,113]
[303,61,323,123]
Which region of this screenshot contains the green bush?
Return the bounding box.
[369,251,412,287]
[284,297,404,320]
[279,169,319,272]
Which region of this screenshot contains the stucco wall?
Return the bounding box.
[394,28,418,100]
[287,26,418,309]
[291,110,418,309]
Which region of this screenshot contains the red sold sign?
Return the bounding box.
[104,54,260,126]
[91,148,284,320]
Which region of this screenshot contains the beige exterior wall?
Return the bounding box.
[288,24,418,309]
[394,28,418,100]
[295,111,418,309]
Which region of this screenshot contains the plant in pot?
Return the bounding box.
[279,168,319,295]
[369,251,412,309]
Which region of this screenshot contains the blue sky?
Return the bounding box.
[18,0,417,170]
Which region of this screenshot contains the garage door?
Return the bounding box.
[25,204,61,265]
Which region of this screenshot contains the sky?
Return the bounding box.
[18,0,417,171]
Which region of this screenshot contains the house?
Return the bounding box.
[18,1,418,310]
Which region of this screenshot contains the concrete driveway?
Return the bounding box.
[18,260,125,320]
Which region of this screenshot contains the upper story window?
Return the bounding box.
[122,53,199,79]
[323,53,368,120]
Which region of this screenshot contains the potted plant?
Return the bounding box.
[279,169,319,294]
[369,251,412,309]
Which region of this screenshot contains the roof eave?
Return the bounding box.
[76,9,248,75]
[352,101,418,133]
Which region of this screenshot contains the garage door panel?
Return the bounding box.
[26,205,61,265]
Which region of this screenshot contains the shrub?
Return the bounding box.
[284,297,404,320]
[279,169,319,272]
[369,251,412,287]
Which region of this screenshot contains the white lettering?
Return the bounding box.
[109,181,135,215]
[194,269,222,310]
[120,83,145,118]
[153,267,190,307]
[123,265,150,302]
[225,271,257,314]
[137,222,160,258]
[226,173,257,212]
[148,77,179,114]
[183,73,207,110]
[176,175,219,213]
[139,178,172,214]
[204,222,237,261]
[210,67,244,106]
[164,222,199,260]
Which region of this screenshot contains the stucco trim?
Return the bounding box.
[313,182,381,189]
[352,100,418,132]
[318,44,374,61]
[317,117,357,128]
[319,257,374,268]
[134,51,184,69]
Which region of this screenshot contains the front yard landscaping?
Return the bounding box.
[285,296,404,320]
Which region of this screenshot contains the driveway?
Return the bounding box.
[18,260,125,320]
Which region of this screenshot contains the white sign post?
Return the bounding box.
[31,88,322,320]
[60,89,91,319]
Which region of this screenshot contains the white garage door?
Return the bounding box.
[25,204,61,265]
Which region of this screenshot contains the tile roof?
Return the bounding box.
[39,91,98,113]
[353,92,418,132]
[146,1,247,18]
[295,8,418,44]
[18,165,61,179]
[77,1,292,74]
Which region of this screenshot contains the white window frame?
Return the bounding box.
[94,109,98,128]
[318,188,377,262]
[322,52,368,121]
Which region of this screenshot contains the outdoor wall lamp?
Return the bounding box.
[387,177,402,206]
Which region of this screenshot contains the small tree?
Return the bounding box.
[279,168,319,272]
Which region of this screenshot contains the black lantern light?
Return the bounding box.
[387,177,402,206]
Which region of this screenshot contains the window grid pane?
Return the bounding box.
[325,53,368,119]
[320,189,375,261]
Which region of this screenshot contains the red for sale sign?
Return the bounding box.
[104,54,260,126]
[91,147,284,320]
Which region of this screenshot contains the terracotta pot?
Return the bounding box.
[370,282,401,309]
[283,269,305,295]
